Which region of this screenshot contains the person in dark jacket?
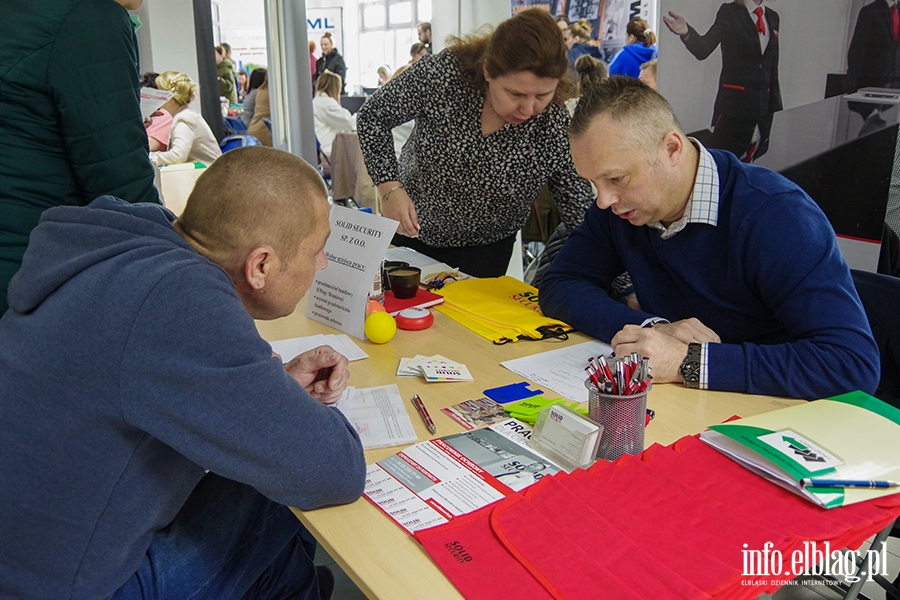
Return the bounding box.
[0,0,161,315]
[0,147,365,600]
[564,18,603,66]
[608,17,658,78]
[663,0,782,162]
[315,32,348,94]
[216,44,239,104]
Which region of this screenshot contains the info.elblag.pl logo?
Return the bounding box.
[741,541,890,585]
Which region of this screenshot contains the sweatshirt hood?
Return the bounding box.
[623,43,656,63]
[8,197,189,313]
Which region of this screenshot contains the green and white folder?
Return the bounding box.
[699,391,900,508]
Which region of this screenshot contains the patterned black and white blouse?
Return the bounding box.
[357,49,593,248]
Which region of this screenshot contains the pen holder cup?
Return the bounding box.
[585,379,651,462]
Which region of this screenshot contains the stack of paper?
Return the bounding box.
[270,334,368,363]
[333,384,417,449]
[396,354,473,382]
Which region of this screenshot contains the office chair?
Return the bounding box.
[219,134,262,153]
[222,116,247,135]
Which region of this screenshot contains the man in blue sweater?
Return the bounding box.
[0,147,366,599]
[540,77,880,400]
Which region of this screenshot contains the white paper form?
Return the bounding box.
[307,206,397,339]
[334,384,417,449]
[269,334,368,362]
[140,89,174,120]
[500,340,613,403]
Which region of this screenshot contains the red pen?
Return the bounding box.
[412,394,436,434]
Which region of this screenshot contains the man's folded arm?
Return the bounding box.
[121,265,366,509]
[539,207,658,342]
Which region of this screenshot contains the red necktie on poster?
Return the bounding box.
[892,3,899,43]
[754,7,766,36]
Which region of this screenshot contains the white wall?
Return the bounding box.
[658,0,855,133]
[135,0,201,90]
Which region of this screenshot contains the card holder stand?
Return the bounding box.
[529,403,603,472]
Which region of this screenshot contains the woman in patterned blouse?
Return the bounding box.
[357,9,593,277]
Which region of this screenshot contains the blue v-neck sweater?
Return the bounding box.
[540,149,879,399]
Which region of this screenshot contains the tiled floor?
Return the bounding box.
[313,533,899,599]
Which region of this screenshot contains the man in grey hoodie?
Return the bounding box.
[0,147,365,600]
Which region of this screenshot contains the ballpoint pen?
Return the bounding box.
[801,479,900,489]
[412,394,436,434]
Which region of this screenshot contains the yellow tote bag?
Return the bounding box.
[434,276,572,343]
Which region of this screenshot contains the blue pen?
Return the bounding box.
[801,479,900,489]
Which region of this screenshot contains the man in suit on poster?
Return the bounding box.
[848,0,900,87]
[663,0,782,162]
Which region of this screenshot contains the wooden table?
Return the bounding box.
[256,299,803,600]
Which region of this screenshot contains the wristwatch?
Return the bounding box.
[679,342,702,389]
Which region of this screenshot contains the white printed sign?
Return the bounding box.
[306,206,397,339]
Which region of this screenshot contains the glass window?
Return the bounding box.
[389,2,412,26]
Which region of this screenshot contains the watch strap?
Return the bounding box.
[680,342,702,389]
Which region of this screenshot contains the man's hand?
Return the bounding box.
[650,318,720,344]
[283,345,350,404]
[663,11,689,36]
[380,186,420,237]
[611,325,689,383]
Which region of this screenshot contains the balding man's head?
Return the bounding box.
[176,147,331,319]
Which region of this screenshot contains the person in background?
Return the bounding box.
[555,14,571,30]
[377,64,393,86]
[358,9,593,277]
[216,45,238,104]
[139,70,174,152]
[315,33,347,95]
[139,71,160,89]
[221,42,241,96]
[608,18,658,78]
[0,0,161,316]
[565,54,608,116]
[248,72,273,147]
[639,58,658,89]
[237,70,249,102]
[308,40,317,82]
[150,72,222,166]
[314,71,356,159]
[410,42,429,63]
[663,0,782,162]
[0,146,366,600]
[540,76,879,400]
[564,19,603,66]
[418,21,432,52]
[241,68,267,128]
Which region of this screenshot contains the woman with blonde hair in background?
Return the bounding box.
[150,72,221,166]
[313,71,356,159]
[608,17,658,78]
[639,58,658,89]
[564,18,602,66]
[314,32,347,94]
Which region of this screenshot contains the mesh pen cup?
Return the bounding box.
[585,378,651,461]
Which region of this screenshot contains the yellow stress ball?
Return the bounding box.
[364,311,396,344]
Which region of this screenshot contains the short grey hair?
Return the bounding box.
[570,75,683,157]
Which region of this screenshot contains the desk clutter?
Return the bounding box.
[433,276,572,344]
[415,433,900,600]
[396,355,473,382]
